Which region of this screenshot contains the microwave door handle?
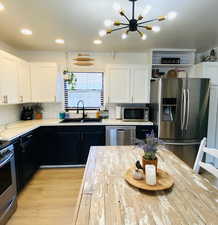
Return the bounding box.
[0,152,14,168]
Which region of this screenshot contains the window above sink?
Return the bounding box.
[64,72,104,110]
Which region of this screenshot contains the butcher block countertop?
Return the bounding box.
[73,146,218,225]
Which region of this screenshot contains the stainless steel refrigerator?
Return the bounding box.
[150,78,210,167]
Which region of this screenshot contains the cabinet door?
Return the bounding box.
[56,131,81,165]
[20,132,39,187]
[39,127,58,165]
[193,62,218,85]
[30,63,58,102]
[131,67,150,103]
[0,52,19,104]
[81,128,105,164]
[13,140,23,193]
[17,60,31,103]
[107,66,131,103]
[203,63,218,85]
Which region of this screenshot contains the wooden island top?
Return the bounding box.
[73,146,218,225]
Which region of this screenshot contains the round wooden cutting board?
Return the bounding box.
[124,168,174,191]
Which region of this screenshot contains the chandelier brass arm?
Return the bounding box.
[98,0,177,40]
[107,26,129,34]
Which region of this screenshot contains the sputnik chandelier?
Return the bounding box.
[98,0,177,40]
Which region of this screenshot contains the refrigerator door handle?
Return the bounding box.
[181,89,186,130]
[185,89,190,130]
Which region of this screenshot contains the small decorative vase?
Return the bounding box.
[142,157,158,174]
[35,113,43,120]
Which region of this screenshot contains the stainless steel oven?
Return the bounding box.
[122,107,149,122]
[0,144,17,225]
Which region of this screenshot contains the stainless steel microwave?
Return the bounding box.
[122,107,149,122]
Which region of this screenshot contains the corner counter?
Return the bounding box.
[0,119,153,141]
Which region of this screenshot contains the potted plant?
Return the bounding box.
[136,131,159,174]
[63,70,77,90]
[33,104,43,120]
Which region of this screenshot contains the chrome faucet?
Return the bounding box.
[76,100,86,119]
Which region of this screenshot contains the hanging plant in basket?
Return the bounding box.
[63,70,77,90]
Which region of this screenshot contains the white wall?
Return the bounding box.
[18,50,149,118]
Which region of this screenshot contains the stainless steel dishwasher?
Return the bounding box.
[106,126,136,146]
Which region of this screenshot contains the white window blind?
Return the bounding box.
[64,72,104,109]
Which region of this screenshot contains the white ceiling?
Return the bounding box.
[0,0,218,52]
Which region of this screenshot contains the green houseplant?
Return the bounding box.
[63,70,77,90]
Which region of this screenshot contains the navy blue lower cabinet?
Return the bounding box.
[13,129,40,193]
[13,139,23,193]
[56,131,81,165]
[20,130,40,187]
[55,126,106,165]
[39,127,59,165]
[81,129,105,164]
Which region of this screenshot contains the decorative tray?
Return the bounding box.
[124,168,174,191]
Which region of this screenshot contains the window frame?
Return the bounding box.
[64,72,104,110]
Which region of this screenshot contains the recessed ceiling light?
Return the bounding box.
[0,2,5,11]
[21,29,32,35]
[93,39,102,45]
[55,39,65,44]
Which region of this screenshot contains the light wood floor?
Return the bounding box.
[7,168,84,225]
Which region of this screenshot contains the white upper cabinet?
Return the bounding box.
[131,66,150,103]
[30,63,62,103]
[107,66,131,103]
[17,59,31,103]
[0,50,19,104]
[0,50,62,105]
[106,65,150,103]
[190,62,218,85]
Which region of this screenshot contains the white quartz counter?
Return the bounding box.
[0,119,153,141]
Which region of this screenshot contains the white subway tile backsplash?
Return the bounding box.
[0,105,20,125]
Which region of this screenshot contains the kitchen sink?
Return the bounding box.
[60,118,102,123]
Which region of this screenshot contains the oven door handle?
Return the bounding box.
[0,152,14,168]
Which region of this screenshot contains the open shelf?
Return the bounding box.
[152,64,193,68]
